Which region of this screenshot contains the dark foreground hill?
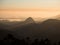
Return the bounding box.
[0,18,60,43]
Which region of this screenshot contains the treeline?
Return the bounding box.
[0,34,60,45]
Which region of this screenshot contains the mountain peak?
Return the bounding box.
[25,17,35,23]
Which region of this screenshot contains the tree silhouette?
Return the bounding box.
[44,38,51,45]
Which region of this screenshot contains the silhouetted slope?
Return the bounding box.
[40,19,60,31]
[11,19,60,41]
[39,19,60,41]
[0,18,60,42]
[0,29,9,40]
[13,23,40,38]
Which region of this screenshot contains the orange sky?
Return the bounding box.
[0,0,60,20]
[0,9,60,19]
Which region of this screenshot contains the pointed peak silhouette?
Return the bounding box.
[25,17,34,22]
[25,17,35,23]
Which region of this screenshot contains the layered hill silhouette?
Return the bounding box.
[0,17,60,42]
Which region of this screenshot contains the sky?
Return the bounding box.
[0,0,60,20]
